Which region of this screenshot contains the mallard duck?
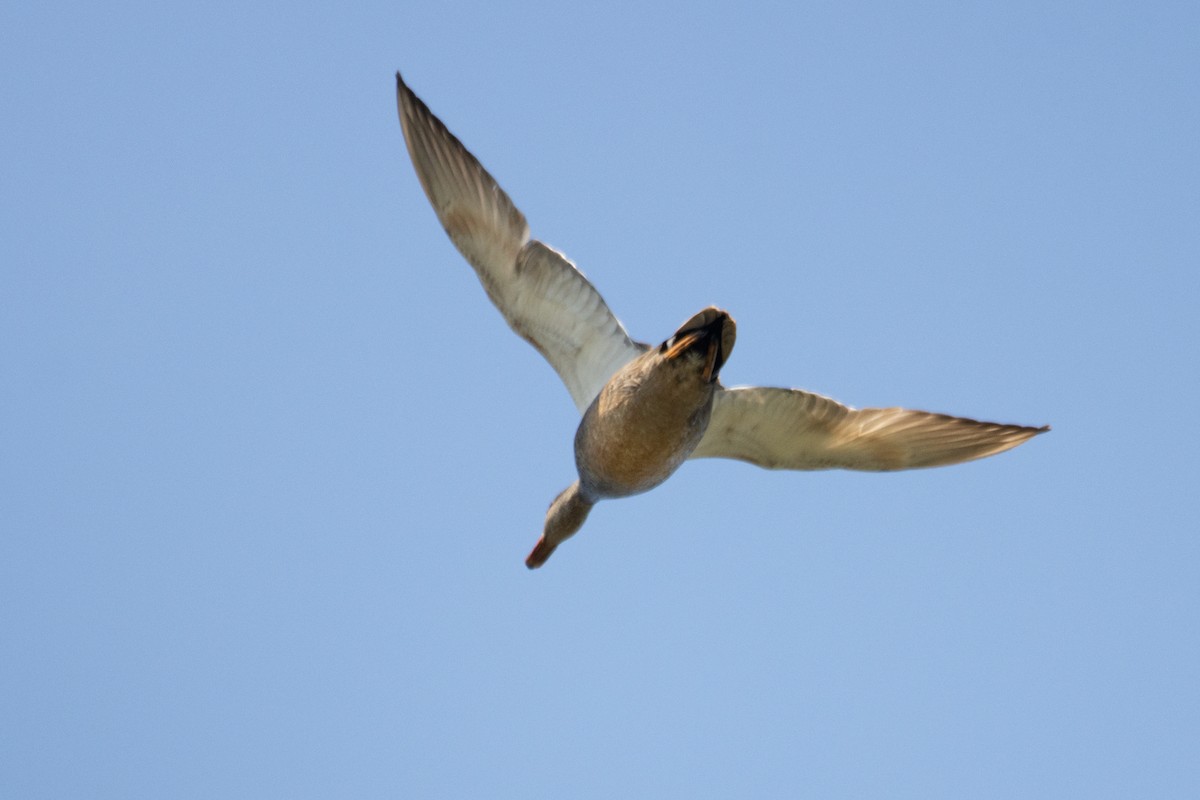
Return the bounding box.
[395,72,1047,569]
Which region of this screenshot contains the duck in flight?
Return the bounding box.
[395,71,1048,569]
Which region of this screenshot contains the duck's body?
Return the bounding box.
[395,71,1048,569]
[576,363,711,501]
[527,308,734,568]
[576,308,732,500]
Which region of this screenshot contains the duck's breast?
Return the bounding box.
[574,358,715,498]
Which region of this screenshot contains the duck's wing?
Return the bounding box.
[396,72,647,413]
[691,386,1048,471]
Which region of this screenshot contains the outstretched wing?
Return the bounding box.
[691,386,1048,471]
[396,72,646,412]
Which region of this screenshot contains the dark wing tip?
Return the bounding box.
[394,70,437,129]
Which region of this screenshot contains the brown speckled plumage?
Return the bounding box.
[395,72,1048,569]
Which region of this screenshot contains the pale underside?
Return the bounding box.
[396,72,1046,472]
[397,77,645,413]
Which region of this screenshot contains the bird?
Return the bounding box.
[394,71,1048,569]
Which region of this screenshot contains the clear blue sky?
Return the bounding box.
[3,1,1198,797]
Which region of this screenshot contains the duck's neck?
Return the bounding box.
[526,481,594,569]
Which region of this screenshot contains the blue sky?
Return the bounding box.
[2,1,1198,797]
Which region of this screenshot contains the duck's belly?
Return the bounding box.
[573,399,711,498]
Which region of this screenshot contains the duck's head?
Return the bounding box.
[660,307,737,383]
